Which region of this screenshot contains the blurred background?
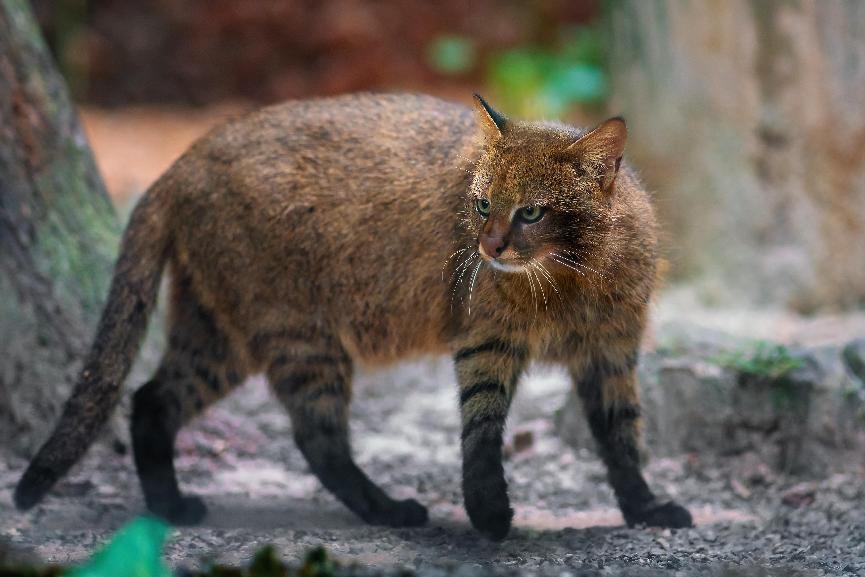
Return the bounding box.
[28,0,865,314]
[29,0,602,197]
[4,1,865,571]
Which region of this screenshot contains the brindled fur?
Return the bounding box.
[15,93,692,538]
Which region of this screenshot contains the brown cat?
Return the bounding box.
[15,93,692,539]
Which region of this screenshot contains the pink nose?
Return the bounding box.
[480,234,507,258]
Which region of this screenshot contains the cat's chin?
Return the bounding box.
[487,260,525,273]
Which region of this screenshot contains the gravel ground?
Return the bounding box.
[2,358,864,576]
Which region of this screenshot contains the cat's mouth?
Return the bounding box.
[478,242,544,274]
[479,249,534,273]
[487,259,525,273]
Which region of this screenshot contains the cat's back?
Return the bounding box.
[162,93,479,246]
[197,93,476,187]
[158,93,478,353]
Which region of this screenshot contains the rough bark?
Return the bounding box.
[0,0,119,455]
[606,0,865,311]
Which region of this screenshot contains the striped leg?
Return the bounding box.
[453,336,528,540]
[131,284,246,525]
[572,350,692,528]
[264,331,428,527]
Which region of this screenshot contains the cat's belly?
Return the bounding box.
[334,294,453,367]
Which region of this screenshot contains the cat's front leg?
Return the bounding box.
[452,335,528,540]
[569,349,693,528]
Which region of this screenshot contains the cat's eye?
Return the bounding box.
[476,198,491,216]
[518,205,545,223]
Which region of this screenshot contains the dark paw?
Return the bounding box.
[148,495,208,526]
[465,491,513,541]
[624,500,693,529]
[365,498,429,528]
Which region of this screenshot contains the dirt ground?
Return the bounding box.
[2,356,864,576]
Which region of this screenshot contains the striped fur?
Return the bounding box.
[14,93,691,537]
[454,335,525,539]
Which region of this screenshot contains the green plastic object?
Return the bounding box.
[65,517,171,577]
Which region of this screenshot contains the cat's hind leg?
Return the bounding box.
[131,277,246,525]
[261,329,428,527]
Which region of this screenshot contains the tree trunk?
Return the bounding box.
[606,0,865,312]
[0,0,120,455]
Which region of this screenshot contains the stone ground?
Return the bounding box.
[2,333,865,576]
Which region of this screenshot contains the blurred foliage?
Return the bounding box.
[427,36,476,75]
[715,342,810,414]
[0,518,337,577]
[486,26,607,118]
[33,0,600,106]
[428,25,607,119]
[189,546,334,577]
[714,341,805,381]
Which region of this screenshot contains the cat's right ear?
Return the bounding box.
[564,117,627,194]
[473,94,507,141]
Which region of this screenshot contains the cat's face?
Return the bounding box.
[465,96,626,277]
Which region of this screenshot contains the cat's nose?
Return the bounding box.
[479,234,507,258]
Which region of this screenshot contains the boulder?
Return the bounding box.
[556,328,865,475]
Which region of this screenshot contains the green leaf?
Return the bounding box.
[65,517,171,577]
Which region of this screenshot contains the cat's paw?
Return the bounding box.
[148,494,208,526]
[624,499,693,529]
[465,490,513,541]
[365,498,429,528]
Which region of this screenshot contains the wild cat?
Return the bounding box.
[15,93,692,539]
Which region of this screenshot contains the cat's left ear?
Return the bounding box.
[564,117,627,193]
[472,94,507,141]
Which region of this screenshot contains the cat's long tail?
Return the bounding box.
[14,183,171,511]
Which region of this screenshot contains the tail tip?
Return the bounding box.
[14,486,39,511]
[13,471,51,511]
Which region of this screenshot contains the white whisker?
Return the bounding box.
[467,261,483,315]
[550,255,587,278]
[550,252,600,278]
[529,262,550,308]
[533,260,562,303]
[524,266,538,312]
[441,248,468,281]
[557,251,610,281]
[452,252,477,277]
[450,254,478,309]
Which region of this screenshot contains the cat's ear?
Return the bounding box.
[472,94,507,141]
[564,117,627,193]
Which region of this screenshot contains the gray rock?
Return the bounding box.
[557,325,865,475]
[842,338,865,383]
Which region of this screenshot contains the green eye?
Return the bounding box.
[476,198,491,216]
[518,205,545,222]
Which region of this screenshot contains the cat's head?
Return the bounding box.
[466,94,626,277]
